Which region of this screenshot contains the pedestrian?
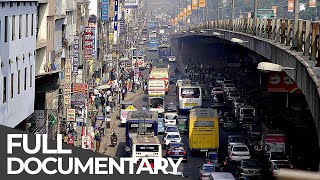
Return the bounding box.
[100,95,105,107]
[106,104,111,115]
[102,105,106,116]
[108,95,113,110]
[132,83,135,93]
[94,132,102,152]
[94,96,101,110]
[122,88,126,101]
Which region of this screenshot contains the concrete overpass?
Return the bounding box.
[171,18,320,146]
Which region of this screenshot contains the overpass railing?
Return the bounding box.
[189,18,320,67]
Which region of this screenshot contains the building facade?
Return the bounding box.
[0,0,37,128]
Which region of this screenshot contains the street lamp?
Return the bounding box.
[231,38,248,44]
[257,62,295,72]
[213,32,224,36]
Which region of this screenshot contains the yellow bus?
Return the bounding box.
[189,108,219,155]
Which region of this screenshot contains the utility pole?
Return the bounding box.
[217,0,220,20]
[292,0,299,49]
[254,0,257,34]
[231,0,234,30]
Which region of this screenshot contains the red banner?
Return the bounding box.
[267,71,301,93]
[84,27,94,60]
[72,83,88,93]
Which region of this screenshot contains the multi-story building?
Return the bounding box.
[0,0,37,128]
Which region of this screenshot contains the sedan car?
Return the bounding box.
[228,135,245,150]
[211,87,223,95]
[229,144,251,162]
[215,77,224,84]
[199,163,222,180]
[270,160,293,176]
[223,83,236,93]
[233,98,246,108]
[165,103,178,112]
[226,92,241,101]
[164,112,178,126]
[163,133,181,147]
[165,142,187,160]
[237,159,262,179]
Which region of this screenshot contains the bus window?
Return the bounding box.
[128,123,154,134]
[136,145,159,152]
[194,121,214,127]
[181,88,200,98]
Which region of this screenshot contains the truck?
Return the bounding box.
[149,68,169,94]
[235,105,255,128]
[148,96,165,114]
[189,108,219,155]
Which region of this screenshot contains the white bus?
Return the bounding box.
[131,135,162,168]
[176,80,202,113]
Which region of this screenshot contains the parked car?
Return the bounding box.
[199,163,222,180]
[229,144,251,162]
[236,159,262,179]
[163,133,182,148]
[165,142,187,161]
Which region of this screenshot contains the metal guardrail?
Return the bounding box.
[189,18,320,67]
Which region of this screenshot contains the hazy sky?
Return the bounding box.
[89,0,98,16]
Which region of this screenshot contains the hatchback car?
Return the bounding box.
[229,144,251,162]
[163,133,181,147]
[165,142,187,160]
[168,56,176,62]
[164,112,178,126]
[227,135,245,151]
[211,87,223,95]
[164,125,179,134]
[165,103,178,112]
[199,163,222,180]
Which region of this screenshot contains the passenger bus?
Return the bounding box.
[256,9,275,18]
[158,44,171,59]
[125,111,158,152]
[131,135,162,168]
[176,80,202,113]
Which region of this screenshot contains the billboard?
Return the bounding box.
[192,0,198,10]
[101,0,108,21]
[288,0,294,12]
[199,0,206,7]
[267,71,302,93]
[124,0,138,8]
[73,35,79,75]
[84,27,94,60]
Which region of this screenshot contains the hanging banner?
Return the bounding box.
[267,71,302,93]
[187,4,192,15]
[67,108,76,122]
[199,0,206,8]
[64,58,72,106]
[309,0,316,7]
[192,0,198,10]
[84,27,93,60]
[101,0,108,21]
[272,6,277,18]
[73,35,79,75]
[288,0,294,12]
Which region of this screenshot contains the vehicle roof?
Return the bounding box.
[177,79,200,87]
[209,172,235,180]
[131,135,160,144]
[189,108,218,119]
[127,111,158,120]
[231,144,247,148]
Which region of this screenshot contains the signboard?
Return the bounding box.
[192,0,198,10]
[267,71,302,93]
[272,6,277,18]
[134,67,139,83]
[288,0,294,12]
[120,19,125,31]
[309,0,316,7]
[67,108,76,122]
[73,35,79,75]
[199,0,206,7]
[114,0,119,31]
[124,0,138,8]
[73,83,88,93]
[101,0,108,21]
[187,5,192,15]
[81,135,92,150]
[109,0,115,19]
[84,27,94,60]
[64,59,72,106]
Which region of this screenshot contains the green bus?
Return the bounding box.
[256,9,275,18]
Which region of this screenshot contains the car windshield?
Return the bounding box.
[170,144,184,150]
[165,115,177,120]
[229,137,244,143]
[167,134,180,139]
[233,146,248,151]
[271,153,288,160]
[243,160,259,168]
[202,165,221,172]
[166,127,178,132]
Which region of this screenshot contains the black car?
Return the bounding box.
[166,142,187,161]
[236,159,262,179]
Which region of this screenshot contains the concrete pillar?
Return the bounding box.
[286,20,292,46]
[271,19,276,40]
[281,19,286,44]
[311,22,318,62]
[304,21,311,56]
[275,19,281,43]
[267,19,272,39]
[297,20,303,52]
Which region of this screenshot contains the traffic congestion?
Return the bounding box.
[98,8,296,180]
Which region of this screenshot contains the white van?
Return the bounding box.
[209,172,235,180]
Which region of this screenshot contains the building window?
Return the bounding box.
[11,73,14,99]
[26,14,28,37]
[12,15,15,41]
[5,16,8,42]
[18,70,21,94]
[19,15,22,39]
[3,77,6,103]
[30,65,32,87]
[31,14,34,36]
[24,67,27,90]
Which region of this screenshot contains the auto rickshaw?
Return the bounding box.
[176,115,188,134]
